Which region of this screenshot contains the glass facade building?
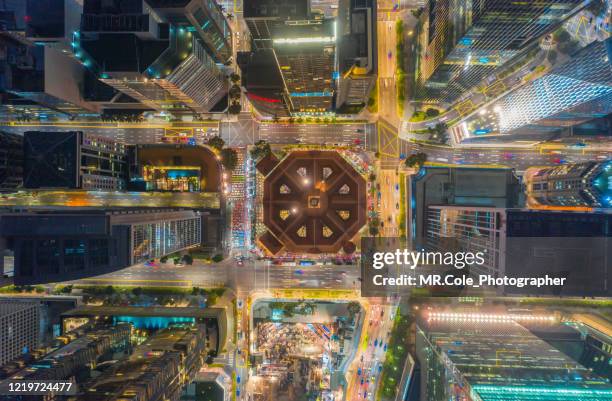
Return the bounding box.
[418,0,585,103]
[23,131,127,190]
[79,0,229,115]
[495,38,612,134]
[131,215,201,263]
[426,206,504,275]
[416,316,612,401]
[0,208,202,284]
[525,161,612,208]
[0,132,23,193]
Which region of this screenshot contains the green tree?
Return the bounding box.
[425,108,440,118]
[347,301,361,320]
[228,102,242,114]
[250,140,272,160]
[182,254,194,265]
[104,285,115,295]
[229,84,241,99]
[61,285,73,294]
[207,135,225,151]
[132,287,143,296]
[212,254,224,263]
[221,147,238,170]
[405,152,428,168]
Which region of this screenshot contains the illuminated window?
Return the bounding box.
[322,226,333,238]
[337,210,350,220]
[297,226,307,238]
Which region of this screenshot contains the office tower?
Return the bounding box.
[407,166,522,249]
[244,0,310,49]
[0,208,202,284]
[0,300,41,366]
[525,161,612,209]
[243,0,337,115]
[127,144,221,192]
[78,0,230,115]
[495,38,612,135]
[336,0,377,110]
[0,132,23,192]
[24,0,82,43]
[77,326,208,401]
[238,50,290,117]
[416,313,612,401]
[146,0,233,64]
[2,324,132,382]
[23,131,127,190]
[257,151,366,255]
[425,206,612,296]
[0,31,99,116]
[418,0,586,103]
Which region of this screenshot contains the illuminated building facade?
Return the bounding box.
[425,206,612,296]
[273,19,337,113]
[0,208,201,284]
[418,0,585,103]
[243,0,337,115]
[525,161,612,208]
[258,151,366,255]
[0,301,41,367]
[78,0,229,115]
[495,38,612,135]
[128,144,221,193]
[80,326,209,401]
[0,132,23,192]
[23,131,127,190]
[416,314,612,401]
[336,0,377,110]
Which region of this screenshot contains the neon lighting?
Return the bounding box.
[248,93,281,103]
[290,92,333,97]
[273,36,335,44]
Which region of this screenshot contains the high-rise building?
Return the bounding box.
[407,166,522,250]
[335,0,377,110]
[3,323,132,382]
[525,161,612,209]
[0,31,99,116]
[495,38,612,135]
[416,312,612,401]
[0,208,202,284]
[77,326,208,401]
[77,0,230,115]
[425,206,612,296]
[244,0,310,49]
[145,0,233,64]
[0,132,23,192]
[0,300,41,366]
[418,0,586,103]
[243,0,337,115]
[274,19,337,113]
[23,131,127,190]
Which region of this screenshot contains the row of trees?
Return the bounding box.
[228,73,242,114]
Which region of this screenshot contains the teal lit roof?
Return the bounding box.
[472,385,612,401]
